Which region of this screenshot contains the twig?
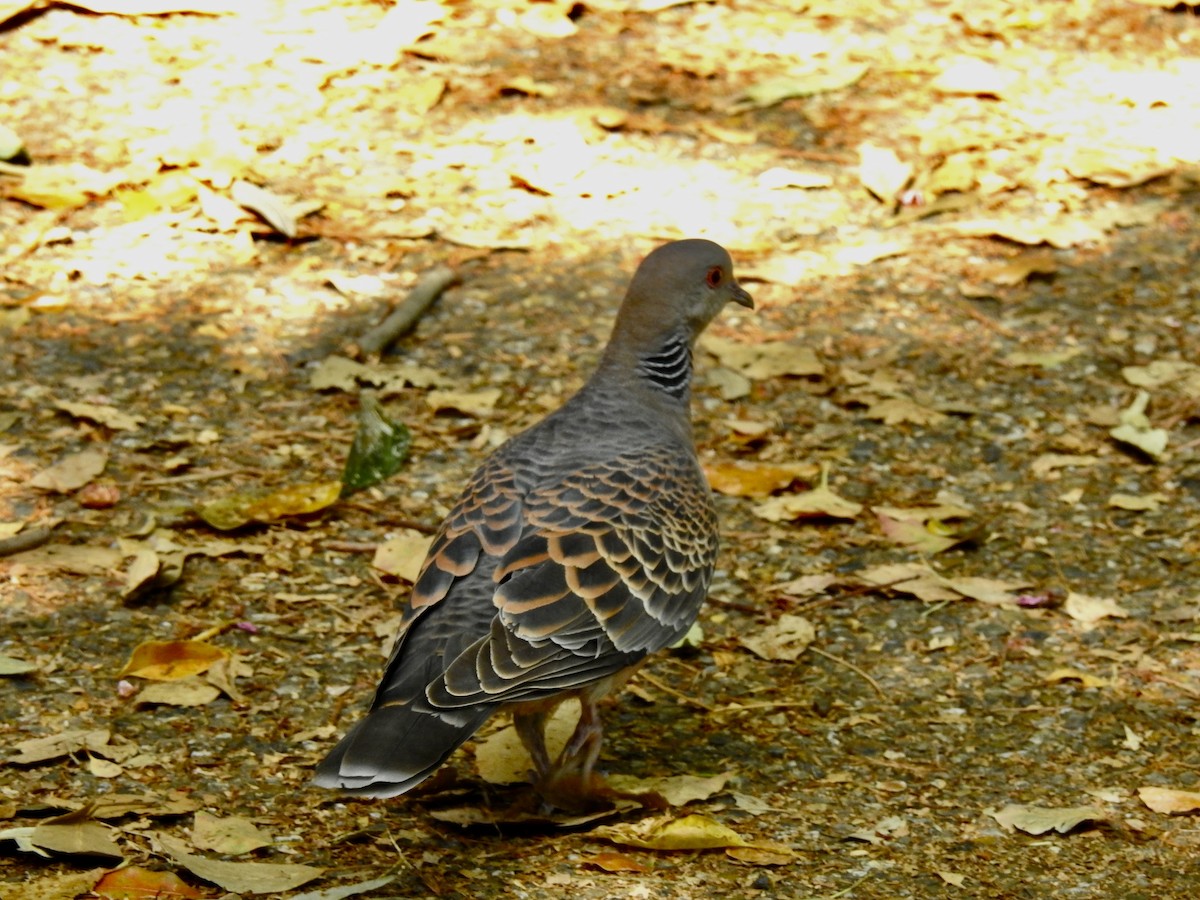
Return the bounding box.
[135,468,245,487]
[0,526,53,557]
[351,267,459,358]
[809,646,886,698]
[634,670,714,711]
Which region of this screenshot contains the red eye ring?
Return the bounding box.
[706,267,723,288]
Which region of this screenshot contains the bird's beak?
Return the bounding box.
[731,282,754,309]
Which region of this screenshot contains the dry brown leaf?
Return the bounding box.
[606,772,732,808]
[373,530,434,583]
[581,851,651,873]
[426,388,502,416]
[1138,786,1200,815]
[198,480,342,530]
[930,57,1019,96]
[700,335,825,380]
[136,679,222,707]
[704,460,816,498]
[593,813,749,851]
[1044,667,1110,689]
[1030,453,1101,477]
[863,396,947,426]
[30,448,109,492]
[192,811,271,856]
[120,640,228,681]
[858,142,913,202]
[10,729,113,765]
[1107,492,1169,511]
[158,834,322,894]
[1004,348,1084,369]
[93,865,203,899]
[989,804,1106,835]
[739,614,815,662]
[1063,592,1128,624]
[54,400,145,431]
[753,462,861,523]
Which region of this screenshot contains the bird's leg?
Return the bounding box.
[554,695,604,783]
[512,708,552,778]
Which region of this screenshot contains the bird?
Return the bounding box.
[314,239,753,809]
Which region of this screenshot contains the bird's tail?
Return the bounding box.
[312,704,494,798]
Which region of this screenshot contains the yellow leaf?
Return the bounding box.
[753,464,861,522]
[1138,786,1200,815]
[373,530,433,583]
[1044,667,1110,689]
[120,640,228,681]
[594,814,748,851]
[198,480,342,530]
[704,460,815,498]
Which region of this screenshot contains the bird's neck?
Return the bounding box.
[592,327,694,406]
[634,332,692,401]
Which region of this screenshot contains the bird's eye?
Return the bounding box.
[705,267,723,288]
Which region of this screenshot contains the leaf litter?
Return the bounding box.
[3,0,1200,897]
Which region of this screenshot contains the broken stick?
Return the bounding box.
[352,266,458,358]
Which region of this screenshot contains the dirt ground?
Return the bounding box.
[2,1,1200,898]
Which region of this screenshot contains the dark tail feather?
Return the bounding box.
[313,704,494,798]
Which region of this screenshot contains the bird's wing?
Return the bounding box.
[424,444,718,710]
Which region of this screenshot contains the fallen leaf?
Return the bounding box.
[158,834,322,894]
[1064,592,1128,624]
[426,388,502,417]
[373,530,434,584]
[1030,453,1101,477]
[606,772,732,808]
[1121,360,1200,397]
[700,335,825,381]
[949,216,1106,249]
[30,448,109,492]
[931,57,1019,96]
[1107,492,1169,511]
[54,400,145,431]
[989,804,1106,835]
[593,813,749,851]
[11,729,114,764]
[757,166,833,190]
[192,810,271,855]
[1044,667,1110,689]
[739,614,815,662]
[1138,786,1200,815]
[753,465,862,522]
[120,640,228,681]
[940,576,1030,605]
[937,871,968,887]
[230,179,296,237]
[0,654,38,675]
[859,142,913,202]
[863,396,947,426]
[703,460,816,498]
[735,62,869,110]
[136,679,222,707]
[1110,390,1168,459]
[1004,348,1084,369]
[198,480,342,530]
[876,514,964,554]
[581,852,650,873]
[1066,145,1173,188]
[978,251,1058,286]
[94,865,203,899]
[288,874,398,900]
